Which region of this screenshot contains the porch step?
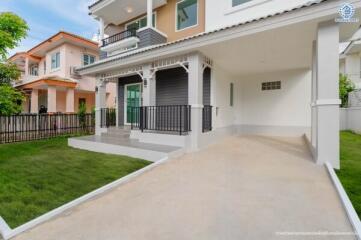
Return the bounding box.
[68,135,184,162]
[101,127,131,139]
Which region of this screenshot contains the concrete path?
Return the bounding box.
[14,136,355,240]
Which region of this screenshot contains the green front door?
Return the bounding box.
[126,84,141,124]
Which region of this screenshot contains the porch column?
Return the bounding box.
[47,86,57,113]
[142,63,156,106]
[115,80,119,127]
[99,18,104,47]
[188,53,203,151]
[311,41,317,149]
[30,89,39,113]
[95,77,107,135]
[314,21,340,169]
[65,88,75,113]
[147,0,153,28]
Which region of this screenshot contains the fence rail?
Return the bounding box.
[131,105,191,135]
[0,113,94,144]
[202,105,213,133]
[100,108,116,128]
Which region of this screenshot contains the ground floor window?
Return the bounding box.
[79,98,86,107]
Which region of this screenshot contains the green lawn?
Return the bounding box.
[337,131,361,219]
[0,137,151,228]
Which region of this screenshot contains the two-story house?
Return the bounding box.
[9,31,116,113]
[71,0,361,169]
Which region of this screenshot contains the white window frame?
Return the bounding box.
[51,52,60,71]
[225,0,271,15]
[125,12,157,31]
[82,54,96,66]
[175,0,199,32]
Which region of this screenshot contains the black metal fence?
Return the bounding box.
[0,113,95,144]
[100,108,116,128]
[131,105,191,135]
[202,105,213,133]
[102,29,137,47]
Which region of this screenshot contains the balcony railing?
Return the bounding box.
[131,105,191,135]
[100,108,116,128]
[102,29,137,47]
[202,105,213,133]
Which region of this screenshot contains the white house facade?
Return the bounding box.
[70,0,361,170]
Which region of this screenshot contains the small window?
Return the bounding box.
[51,52,60,69]
[43,61,46,74]
[125,13,156,30]
[79,98,86,106]
[262,81,281,91]
[176,0,198,31]
[232,0,252,7]
[83,54,95,66]
[29,65,38,76]
[230,83,234,107]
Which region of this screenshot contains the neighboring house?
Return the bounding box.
[72,0,361,169]
[9,31,116,113]
[340,39,361,89]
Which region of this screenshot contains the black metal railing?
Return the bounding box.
[0,113,95,144]
[102,29,137,47]
[202,105,213,133]
[100,108,116,128]
[131,105,191,135]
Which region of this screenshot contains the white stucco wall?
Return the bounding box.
[236,69,311,128]
[340,107,361,133]
[205,0,313,31]
[344,52,361,88]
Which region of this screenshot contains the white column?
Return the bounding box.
[147,0,153,28]
[65,88,75,113]
[311,41,317,149]
[95,77,107,135]
[115,80,119,127]
[99,18,105,47]
[188,53,203,151]
[47,86,57,113]
[31,89,39,113]
[315,21,340,169]
[24,57,29,76]
[142,64,156,106]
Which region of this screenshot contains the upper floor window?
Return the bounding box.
[83,54,95,66]
[51,52,60,70]
[232,0,252,7]
[176,0,198,31]
[29,65,39,76]
[125,13,156,31]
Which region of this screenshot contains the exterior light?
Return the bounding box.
[125,7,133,13]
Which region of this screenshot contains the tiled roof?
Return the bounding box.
[80,0,330,71]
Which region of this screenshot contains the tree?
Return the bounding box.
[339,74,356,108]
[0,85,25,115]
[78,102,87,130]
[0,61,21,85]
[0,12,28,59]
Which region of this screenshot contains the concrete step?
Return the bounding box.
[68,135,185,162]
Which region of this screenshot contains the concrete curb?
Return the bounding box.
[325,162,361,240]
[0,156,171,240]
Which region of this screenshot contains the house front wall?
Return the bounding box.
[112,0,206,42]
[205,0,318,31]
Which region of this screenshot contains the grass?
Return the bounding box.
[337,131,361,219]
[0,137,151,228]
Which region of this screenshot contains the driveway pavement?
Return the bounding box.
[14,135,355,240]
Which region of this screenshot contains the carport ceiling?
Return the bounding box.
[200,21,317,76]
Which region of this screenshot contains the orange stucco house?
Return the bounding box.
[9,31,115,113]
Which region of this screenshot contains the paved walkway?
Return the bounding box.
[14,136,355,240]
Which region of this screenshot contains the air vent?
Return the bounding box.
[262,81,281,91]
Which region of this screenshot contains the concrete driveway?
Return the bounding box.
[14,135,355,240]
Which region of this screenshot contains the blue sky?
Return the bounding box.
[1,0,98,57]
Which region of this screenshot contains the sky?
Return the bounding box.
[0,0,99,57]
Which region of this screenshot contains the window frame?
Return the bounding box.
[82,54,96,66]
[230,83,234,107]
[232,0,252,7]
[51,52,60,70]
[125,12,157,31]
[175,0,199,32]
[226,0,271,15]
